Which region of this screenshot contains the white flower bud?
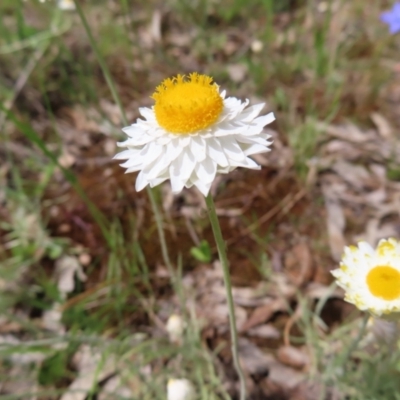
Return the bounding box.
[167,379,195,400]
[166,314,185,343]
[58,0,76,10]
[251,40,263,53]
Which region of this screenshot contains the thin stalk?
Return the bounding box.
[205,194,246,400]
[339,313,369,368]
[73,0,174,275]
[147,186,174,279]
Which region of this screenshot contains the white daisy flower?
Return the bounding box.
[167,378,195,400]
[115,73,275,196]
[331,238,400,318]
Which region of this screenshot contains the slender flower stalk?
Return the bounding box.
[147,186,175,279]
[205,194,246,400]
[339,313,369,368]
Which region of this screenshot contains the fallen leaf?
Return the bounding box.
[371,112,393,139]
[284,242,314,287]
[240,298,286,332]
[276,346,310,369]
[332,160,373,190]
[55,256,87,297]
[238,338,272,377]
[247,324,281,339]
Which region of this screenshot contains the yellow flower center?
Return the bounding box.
[366,266,400,300]
[151,73,224,134]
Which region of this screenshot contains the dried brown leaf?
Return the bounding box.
[276,346,310,369]
[322,184,346,261]
[247,324,281,339]
[371,112,393,139]
[240,298,286,332]
[284,242,314,287]
[238,338,272,376]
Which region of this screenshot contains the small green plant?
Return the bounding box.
[190,240,212,263]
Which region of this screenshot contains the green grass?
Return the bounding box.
[1,0,400,399]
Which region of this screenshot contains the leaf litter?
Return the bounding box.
[2,1,400,399]
[5,113,400,397]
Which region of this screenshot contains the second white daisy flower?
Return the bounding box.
[115,73,274,196]
[332,238,400,318]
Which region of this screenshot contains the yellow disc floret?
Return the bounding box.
[152,73,224,134]
[366,266,400,301]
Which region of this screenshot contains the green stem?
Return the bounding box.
[205,194,246,400]
[340,313,369,368]
[147,187,175,279]
[73,0,173,275]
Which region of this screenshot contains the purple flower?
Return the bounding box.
[381,2,400,34]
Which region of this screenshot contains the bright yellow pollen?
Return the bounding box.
[151,73,224,134]
[366,266,400,301]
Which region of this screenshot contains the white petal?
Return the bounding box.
[113,149,136,160]
[125,165,143,173]
[190,173,211,196]
[138,107,156,121]
[212,123,242,137]
[238,103,265,121]
[224,157,259,169]
[143,154,171,180]
[223,98,248,118]
[236,135,271,145]
[120,155,144,169]
[241,143,271,156]
[135,170,149,191]
[195,159,217,184]
[206,138,229,167]
[156,135,173,145]
[169,160,186,193]
[139,141,164,165]
[165,140,183,163]
[253,112,275,126]
[358,241,375,256]
[178,135,191,148]
[241,157,261,169]
[189,136,207,162]
[219,137,246,162]
[216,165,232,174]
[149,175,169,188]
[170,150,196,183]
